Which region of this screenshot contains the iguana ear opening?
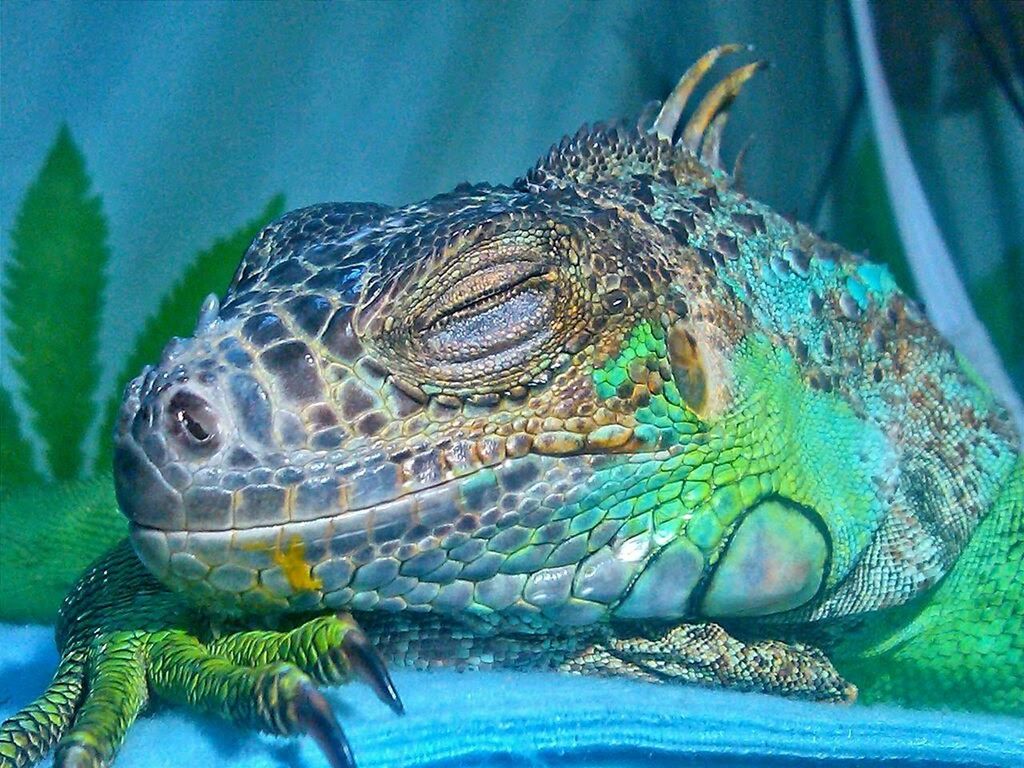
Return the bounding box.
[664,315,736,422]
[518,45,766,191]
[667,324,708,414]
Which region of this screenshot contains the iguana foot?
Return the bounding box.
[2,615,400,768]
[561,622,857,703]
[0,544,402,768]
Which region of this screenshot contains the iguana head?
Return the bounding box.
[113,47,1018,621]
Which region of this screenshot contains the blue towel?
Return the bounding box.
[1,624,1021,767]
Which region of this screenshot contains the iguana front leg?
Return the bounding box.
[0,542,402,768]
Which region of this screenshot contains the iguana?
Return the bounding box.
[2,46,1021,768]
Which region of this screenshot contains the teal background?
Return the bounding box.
[3,2,1021,479]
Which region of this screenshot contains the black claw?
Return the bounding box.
[341,628,405,715]
[293,680,356,768]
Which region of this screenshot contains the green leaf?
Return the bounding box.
[832,137,916,300]
[0,385,42,489]
[4,125,109,480]
[94,194,286,472]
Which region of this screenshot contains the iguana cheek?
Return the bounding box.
[700,498,828,617]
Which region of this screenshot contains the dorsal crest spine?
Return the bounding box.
[518,45,766,192]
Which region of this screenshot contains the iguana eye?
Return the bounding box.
[416,261,552,331]
[362,220,597,397]
[415,261,557,363]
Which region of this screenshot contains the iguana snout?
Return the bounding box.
[113,342,233,532]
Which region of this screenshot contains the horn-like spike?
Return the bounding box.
[194,293,220,334]
[732,133,756,191]
[699,111,729,170]
[636,100,662,132]
[681,60,767,152]
[651,44,747,141]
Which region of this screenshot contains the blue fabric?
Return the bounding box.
[2,624,1021,768]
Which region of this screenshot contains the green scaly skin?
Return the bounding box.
[833,455,1022,712]
[2,47,1021,768]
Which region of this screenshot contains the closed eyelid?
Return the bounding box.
[413,261,553,333]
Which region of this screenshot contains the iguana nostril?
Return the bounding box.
[166,389,220,451]
[180,408,212,442]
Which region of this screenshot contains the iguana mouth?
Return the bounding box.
[123,451,538,595]
[116,417,516,534]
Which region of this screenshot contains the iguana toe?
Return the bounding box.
[338,624,405,715]
[290,679,355,768]
[53,744,100,768]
